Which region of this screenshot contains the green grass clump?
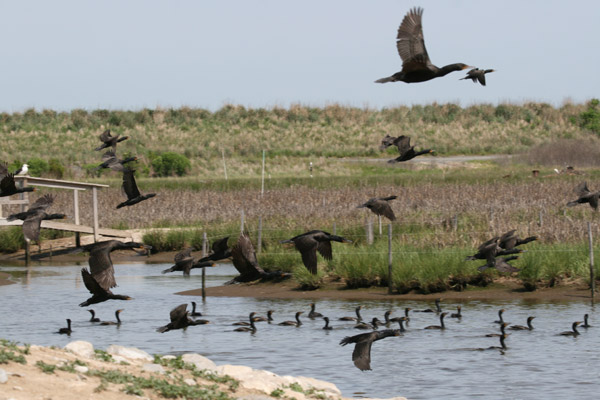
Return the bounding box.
[36,360,56,374]
[94,349,114,363]
[0,227,25,253]
[0,349,26,364]
[87,368,233,400]
[292,266,325,290]
[57,359,87,373]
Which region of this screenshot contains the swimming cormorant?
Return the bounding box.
[100,309,123,326]
[339,306,363,322]
[450,305,462,319]
[582,314,591,328]
[494,309,506,324]
[559,321,582,336]
[58,319,72,335]
[509,316,535,331]
[88,309,100,322]
[278,312,303,327]
[424,312,448,330]
[486,322,509,337]
[308,303,323,319]
[234,313,257,332]
[322,317,333,330]
[190,302,202,317]
[375,7,471,84]
[416,298,442,313]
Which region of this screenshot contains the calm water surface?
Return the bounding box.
[0,262,598,399]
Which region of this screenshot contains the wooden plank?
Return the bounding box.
[13,176,109,190]
[0,219,131,238]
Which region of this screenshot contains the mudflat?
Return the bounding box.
[178,277,595,303]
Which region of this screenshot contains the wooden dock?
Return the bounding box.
[0,175,133,245]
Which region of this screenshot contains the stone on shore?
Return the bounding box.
[106,345,153,361]
[0,368,7,384]
[64,341,95,359]
[182,353,217,371]
[142,363,165,374]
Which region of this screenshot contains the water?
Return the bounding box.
[1,262,598,399]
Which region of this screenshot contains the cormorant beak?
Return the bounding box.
[429,150,435,154]
[463,65,473,70]
[32,187,37,192]
[342,239,353,244]
[125,297,133,300]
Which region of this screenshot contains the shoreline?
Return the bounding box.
[178,278,595,303]
[1,246,595,302]
[0,340,405,400]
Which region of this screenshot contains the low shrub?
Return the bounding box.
[151,152,191,177]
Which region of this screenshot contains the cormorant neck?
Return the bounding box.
[437,63,468,77]
[500,335,506,349]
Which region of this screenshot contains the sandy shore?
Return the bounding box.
[0,340,404,400]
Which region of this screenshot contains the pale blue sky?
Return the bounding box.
[2,0,599,112]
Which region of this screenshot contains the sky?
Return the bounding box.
[2,0,599,112]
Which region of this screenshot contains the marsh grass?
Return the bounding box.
[293,266,325,290]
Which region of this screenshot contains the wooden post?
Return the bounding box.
[378,215,382,236]
[92,187,99,242]
[25,240,30,266]
[387,223,393,294]
[202,232,207,301]
[261,150,266,197]
[588,222,595,300]
[240,210,245,233]
[221,149,228,180]
[366,217,373,245]
[73,189,81,247]
[257,216,263,255]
